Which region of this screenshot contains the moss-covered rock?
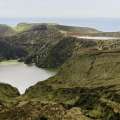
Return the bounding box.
[0,83,19,110]
[0,83,19,98]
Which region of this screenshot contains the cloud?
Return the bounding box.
[0,0,119,18]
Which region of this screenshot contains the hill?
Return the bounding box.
[25,50,120,119]
[0,24,15,36]
[15,23,34,32]
[1,23,120,68]
[15,23,100,33]
[0,23,120,119]
[55,24,100,36]
[1,49,120,119]
[0,38,27,60]
[8,23,100,68]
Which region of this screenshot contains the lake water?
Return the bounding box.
[0,61,56,94]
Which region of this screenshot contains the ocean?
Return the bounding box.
[0,18,120,32]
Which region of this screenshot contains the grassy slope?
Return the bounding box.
[55,24,100,35]
[15,23,100,33]
[25,50,120,119]
[1,23,120,119]
[0,24,16,37]
[0,50,120,120]
[0,83,19,108]
[14,23,34,32]
[0,83,19,100]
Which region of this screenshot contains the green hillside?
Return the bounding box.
[15,23,34,32]
[0,24,16,36]
[7,24,101,68]
[0,23,120,119]
[25,50,120,119]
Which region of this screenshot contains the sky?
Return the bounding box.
[0,0,119,18]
